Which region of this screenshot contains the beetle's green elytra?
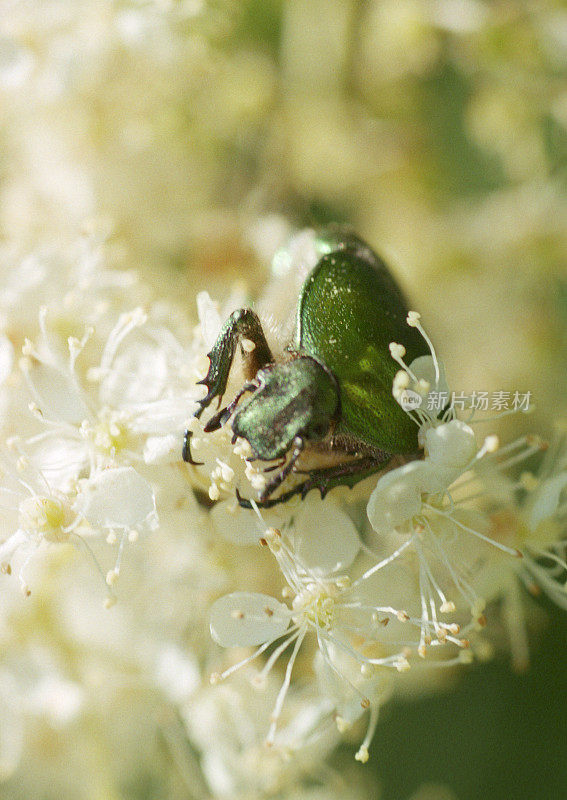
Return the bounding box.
[183,226,428,508]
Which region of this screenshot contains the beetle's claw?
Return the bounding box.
[194,378,221,413]
[235,487,253,509]
[203,405,229,433]
[182,430,204,466]
[261,458,287,474]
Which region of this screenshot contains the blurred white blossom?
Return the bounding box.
[0,0,565,797]
[0,215,563,799]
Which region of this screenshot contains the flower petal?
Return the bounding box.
[367,461,438,534]
[197,292,222,349]
[424,420,477,483]
[409,354,449,396]
[27,362,89,424]
[527,472,567,531]
[76,467,156,530]
[0,335,14,384]
[291,499,360,575]
[99,342,168,405]
[29,437,88,490]
[143,434,181,464]
[210,591,290,647]
[210,500,264,546]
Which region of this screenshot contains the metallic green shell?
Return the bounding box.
[232,357,338,461]
[296,242,427,454]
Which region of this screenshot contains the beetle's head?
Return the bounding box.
[231,356,339,462]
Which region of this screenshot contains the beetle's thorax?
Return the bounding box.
[231,355,339,462]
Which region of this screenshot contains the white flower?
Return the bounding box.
[0,423,157,603]
[366,313,549,658]
[0,445,85,597]
[390,310,451,442]
[21,305,194,475]
[208,499,423,760]
[0,231,145,338]
[0,443,158,602]
[368,418,505,547]
[468,423,567,666]
[183,670,340,799]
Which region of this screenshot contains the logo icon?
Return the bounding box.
[399,389,423,411]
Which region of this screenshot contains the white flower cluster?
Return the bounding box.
[0,229,565,798]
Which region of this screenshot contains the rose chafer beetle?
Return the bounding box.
[183,226,428,508]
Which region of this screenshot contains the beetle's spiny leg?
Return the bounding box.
[236,484,302,509]
[259,436,304,503]
[182,378,256,464]
[194,308,272,418]
[236,454,388,509]
[299,455,392,500]
[183,381,256,465]
[184,309,271,466]
[203,382,257,433]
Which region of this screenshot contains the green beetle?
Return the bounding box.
[183,226,427,508]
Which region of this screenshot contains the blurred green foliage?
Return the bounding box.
[375,599,567,800]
